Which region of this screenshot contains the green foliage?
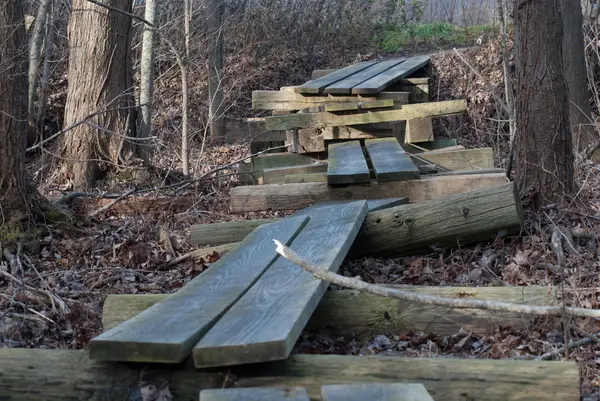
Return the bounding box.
[380,23,497,52]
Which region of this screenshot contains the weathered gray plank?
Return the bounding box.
[365,137,420,182]
[327,141,370,184]
[324,59,406,95]
[88,216,310,363]
[200,387,309,401]
[321,383,434,401]
[294,61,378,94]
[192,201,369,368]
[252,91,409,111]
[353,55,430,94]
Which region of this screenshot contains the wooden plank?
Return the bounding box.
[104,286,556,336]
[192,201,369,368]
[324,99,394,112]
[190,198,407,246]
[229,173,508,212]
[190,243,239,260]
[288,129,326,153]
[399,81,430,103]
[364,138,420,182]
[405,118,434,143]
[352,55,431,94]
[321,125,397,140]
[252,91,409,111]
[321,383,434,401]
[283,172,328,183]
[324,59,406,94]
[295,61,378,94]
[409,139,458,151]
[0,350,580,401]
[312,70,430,85]
[412,148,494,171]
[262,163,328,184]
[327,141,370,184]
[201,387,309,401]
[88,216,310,363]
[264,100,467,131]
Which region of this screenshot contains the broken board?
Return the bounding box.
[192,201,369,368]
[327,141,370,184]
[365,137,420,182]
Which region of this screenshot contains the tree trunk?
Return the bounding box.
[137,0,156,166]
[560,0,597,158]
[28,0,51,122]
[0,0,31,224]
[37,0,56,135]
[207,0,225,139]
[514,0,575,208]
[60,0,135,190]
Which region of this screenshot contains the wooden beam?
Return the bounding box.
[229,173,508,212]
[103,286,555,338]
[262,163,328,184]
[192,201,369,368]
[327,141,371,184]
[264,100,467,131]
[295,61,378,94]
[201,387,310,401]
[324,99,394,112]
[352,55,430,95]
[350,182,523,257]
[252,91,410,111]
[0,349,579,401]
[408,139,458,151]
[288,129,326,154]
[364,138,419,182]
[405,118,434,143]
[412,148,494,171]
[282,172,328,183]
[324,59,406,94]
[190,243,239,260]
[312,69,431,87]
[88,216,310,363]
[321,383,434,401]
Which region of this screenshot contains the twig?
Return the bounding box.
[0,270,68,314]
[535,333,600,361]
[273,240,600,319]
[88,189,136,217]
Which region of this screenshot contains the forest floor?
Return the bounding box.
[2,37,600,399]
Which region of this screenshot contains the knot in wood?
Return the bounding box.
[461,207,470,218]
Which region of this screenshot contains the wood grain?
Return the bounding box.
[405,118,434,143]
[295,61,377,94]
[192,201,369,368]
[324,59,406,94]
[412,148,494,171]
[88,215,309,363]
[201,387,309,401]
[252,91,409,111]
[262,163,328,184]
[321,383,433,401]
[264,100,467,131]
[327,141,371,184]
[352,55,430,94]
[364,137,420,182]
[0,349,579,401]
[229,173,508,212]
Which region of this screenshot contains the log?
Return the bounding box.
[0,349,579,401]
[252,91,410,111]
[229,173,508,212]
[103,286,556,337]
[264,100,467,131]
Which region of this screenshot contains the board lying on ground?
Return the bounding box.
[321,383,434,401]
[327,141,370,184]
[190,198,408,245]
[192,201,369,368]
[0,349,579,401]
[364,137,419,182]
[201,387,310,401]
[264,100,467,131]
[88,216,309,363]
[229,172,508,212]
[252,91,410,111]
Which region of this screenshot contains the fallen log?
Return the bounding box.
[0,349,578,401]
[229,173,508,212]
[103,286,555,336]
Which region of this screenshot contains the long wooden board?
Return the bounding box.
[352,55,430,94]
[364,137,420,182]
[262,163,328,184]
[0,349,579,401]
[294,61,378,94]
[88,216,309,363]
[192,201,369,368]
[190,198,408,245]
[229,173,508,212]
[252,91,410,111]
[321,383,434,401]
[324,59,406,95]
[412,148,494,171]
[264,100,467,131]
[327,141,370,184]
[201,387,310,401]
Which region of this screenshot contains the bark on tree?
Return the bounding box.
[514,0,575,208]
[60,0,135,190]
[37,0,56,134]
[137,0,156,166]
[28,0,51,122]
[559,0,597,158]
[0,0,31,224]
[207,0,225,139]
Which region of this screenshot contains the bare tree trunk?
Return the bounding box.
[137,0,156,166]
[60,0,135,190]
[559,0,597,159]
[37,0,56,133]
[498,0,515,143]
[28,0,51,120]
[181,0,191,177]
[207,0,225,139]
[514,0,575,208]
[0,0,31,223]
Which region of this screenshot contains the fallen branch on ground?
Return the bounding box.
[273,239,600,319]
